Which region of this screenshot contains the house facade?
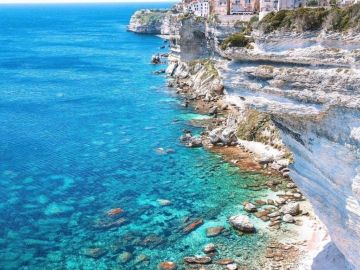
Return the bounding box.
[183,0,211,17]
[259,0,305,19]
[209,0,259,15]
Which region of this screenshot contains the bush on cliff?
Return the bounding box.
[258,3,360,33]
[220,33,252,50]
[325,4,360,31]
[259,8,328,33]
[135,10,167,25]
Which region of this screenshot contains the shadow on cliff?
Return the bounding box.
[312,242,356,270]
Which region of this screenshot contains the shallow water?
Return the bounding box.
[0,4,279,269]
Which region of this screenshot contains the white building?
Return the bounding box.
[186,0,210,17]
[340,0,358,5]
[259,0,305,19]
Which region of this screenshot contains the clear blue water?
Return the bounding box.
[0,4,276,269]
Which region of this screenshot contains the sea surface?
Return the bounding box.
[0,4,277,269]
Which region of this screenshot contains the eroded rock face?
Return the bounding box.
[128,9,170,34]
[129,6,360,266]
[219,52,360,268]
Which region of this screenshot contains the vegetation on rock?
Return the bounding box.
[135,10,168,25]
[189,59,219,78]
[236,109,272,143]
[220,33,253,50]
[258,4,360,33]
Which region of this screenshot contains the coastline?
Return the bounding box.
[163,58,329,269]
[127,4,360,269]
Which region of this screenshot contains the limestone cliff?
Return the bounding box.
[127,9,171,34]
[128,8,360,269]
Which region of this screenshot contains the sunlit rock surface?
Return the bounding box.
[219,37,360,268]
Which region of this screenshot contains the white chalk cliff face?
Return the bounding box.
[128,9,360,268]
[219,39,360,267]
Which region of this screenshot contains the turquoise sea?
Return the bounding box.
[0,3,277,269]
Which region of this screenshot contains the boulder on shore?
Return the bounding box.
[281,202,300,216]
[244,202,257,213]
[282,214,295,223]
[229,215,255,233]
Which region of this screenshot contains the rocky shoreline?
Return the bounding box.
[129,5,360,270]
[163,57,328,270]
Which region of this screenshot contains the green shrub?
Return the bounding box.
[257,4,360,33]
[221,33,252,50]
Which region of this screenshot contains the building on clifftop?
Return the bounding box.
[259,0,305,19]
[183,0,210,17]
[183,0,260,16]
[210,0,259,15]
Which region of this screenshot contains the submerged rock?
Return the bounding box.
[229,215,255,233]
[183,219,204,233]
[216,258,235,265]
[117,251,133,263]
[84,248,106,259]
[184,256,212,264]
[135,254,149,264]
[203,243,216,254]
[206,226,224,237]
[158,261,177,270]
[157,199,172,206]
[106,208,124,217]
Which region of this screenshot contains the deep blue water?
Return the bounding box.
[0,4,274,269]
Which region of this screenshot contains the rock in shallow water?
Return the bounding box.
[216,258,234,265]
[84,248,106,259]
[206,226,224,237]
[229,215,255,233]
[184,256,212,264]
[203,243,216,253]
[158,261,177,270]
[117,251,132,263]
[244,202,257,212]
[183,219,203,233]
[157,199,172,206]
